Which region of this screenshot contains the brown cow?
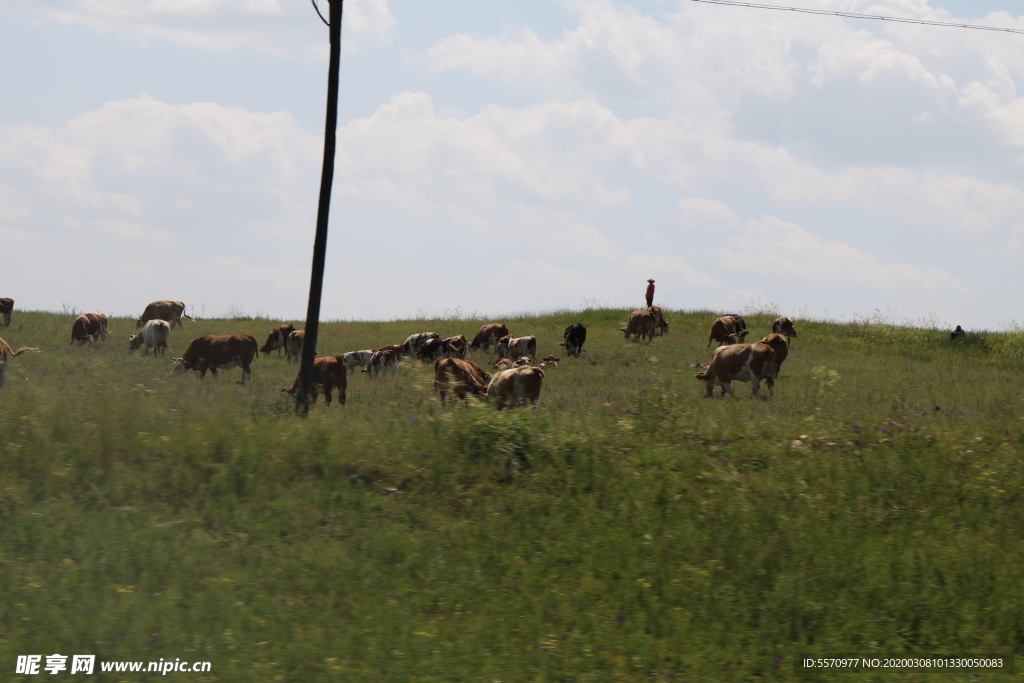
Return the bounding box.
[694,342,776,398]
[758,333,790,379]
[260,324,295,357]
[648,306,669,335]
[621,309,657,343]
[433,357,490,404]
[137,300,194,329]
[496,335,537,361]
[487,366,545,409]
[285,330,306,363]
[171,334,258,384]
[0,337,41,389]
[771,317,799,340]
[707,315,746,347]
[375,344,406,360]
[444,335,468,359]
[281,355,347,407]
[0,298,12,326]
[70,313,108,345]
[469,324,510,352]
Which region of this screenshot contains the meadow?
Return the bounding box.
[1,307,1024,682]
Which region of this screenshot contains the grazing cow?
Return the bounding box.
[487,366,545,409]
[0,337,41,389]
[363,349,399,377]
[648,306,669,335]
[171,334,258,384]
[417,337,449,361]
[951,325,966,340]
[469,324,510,353]
[260,324,295,357]
[560,323,587,357]
[771,317,798,340]
[403,332,439,357]
[758,333,790,379]
[694,342,777,398]
[621,310,657,343]
[70,313,108,345]
[707,315,747,347]
[375,344,406,360]
[432,357,491,404]
[129,319,171,356]
[137,300,194,329]
[285,330,306,363]
[281,355,347,407]
[496,335,537,361]
[0,298,12,326]
[342,350,375,373]
[444,335,468,359]
[723,313,748,338]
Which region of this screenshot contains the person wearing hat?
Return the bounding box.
[645,279,655,307]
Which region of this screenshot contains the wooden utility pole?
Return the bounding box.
[296,0,343,414]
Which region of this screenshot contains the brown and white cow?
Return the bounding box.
[281,355,347,407]
[171,334,258,384]
[707,315,747,347]
[621,309,657,343]
[403,332,439,357]
[129,319,171,356]
[285,330,306,363]
[648,306,669,335]
[70,313,108,345]
[444,335,468,359]
[375,344,406,360]
[342,350,375,373]
[137,300,194,329]
[0,298,13,327]
[771,317,798,340]
[487,366,545,409]
[0,337,41,389]
[758,333,790,379]
[496,335,537,361]
[260,324,295,357]
[469,323,510,353]
[363,348,399,377]
[694,342,777,398]
[432,357,491,405]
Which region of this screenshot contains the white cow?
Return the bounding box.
[342,350,375,374]
[129,319,171,356]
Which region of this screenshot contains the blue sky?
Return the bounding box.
[2,0,1023,328]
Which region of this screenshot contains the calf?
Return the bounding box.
[758,333,789,379]
[137,300,194,329]
[281,355,347,407]
[0,298,12,327]
[694,342,776,398]
[469,324,510,352]
[621,310,657,343]
[771,317,798,340]
[129,319,171,356]
[363,349,399,377]
[70,313,108,345]
[260,324,295,356]
[171,334,258,384]
[0,337,41,389]
[342,350,375,373]
[496,335,537,361]
[433,357,490,404]
[560,322,587,357]
[707,315,746,347]
[487,366,545,409]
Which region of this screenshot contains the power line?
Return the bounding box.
[686,0,1024,36]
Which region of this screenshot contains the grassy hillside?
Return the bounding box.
[1,308,1023,681]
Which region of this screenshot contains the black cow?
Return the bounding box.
[560,322,587,358]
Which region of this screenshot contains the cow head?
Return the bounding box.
[170,357,191,374]
[128,334,144,351]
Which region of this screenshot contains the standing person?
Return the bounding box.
[645,279,655,307]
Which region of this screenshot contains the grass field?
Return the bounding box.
[2,307,1024,681]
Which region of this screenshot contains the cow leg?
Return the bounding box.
[721,381,733,397]
[0,362,6,389]
[324,380,333,406]
[750,379,760,398]
[765,377,774,398]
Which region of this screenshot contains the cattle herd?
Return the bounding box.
[0,297,818,404]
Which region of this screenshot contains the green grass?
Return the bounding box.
[1,309,1023,681]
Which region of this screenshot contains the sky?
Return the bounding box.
[2,0,1024,329]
